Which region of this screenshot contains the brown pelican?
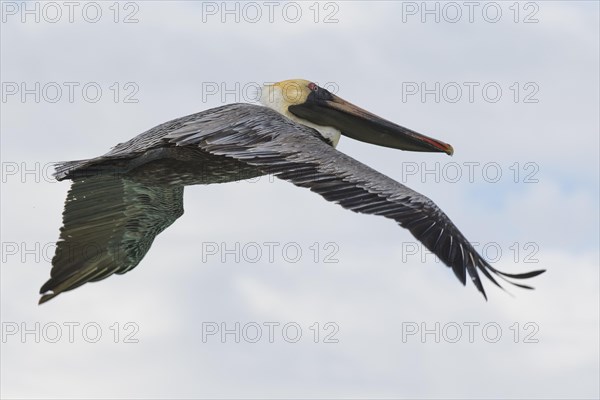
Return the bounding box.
[39,79,544,304]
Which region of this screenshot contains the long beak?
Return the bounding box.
[288,91,454,155]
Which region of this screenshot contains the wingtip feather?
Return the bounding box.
[38,292,58,305]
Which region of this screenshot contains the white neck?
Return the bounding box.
[258,85,341,147]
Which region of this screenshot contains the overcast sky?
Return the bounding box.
[1,1,599,399]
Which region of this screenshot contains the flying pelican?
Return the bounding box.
[39,79,545,304]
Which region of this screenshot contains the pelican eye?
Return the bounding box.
[308,82,318,91]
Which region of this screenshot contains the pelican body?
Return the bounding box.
[40,79,544,304]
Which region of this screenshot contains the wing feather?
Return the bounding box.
[162,105,544,298]
[39,174,184,304]
[45,103,544,301]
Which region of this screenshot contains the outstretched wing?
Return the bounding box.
[163,105,544,299]
[43,104,543,302]
[40,174,184,304]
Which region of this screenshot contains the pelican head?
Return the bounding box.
[260,79,454,155]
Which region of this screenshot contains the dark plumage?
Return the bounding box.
[40,103,544,304]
